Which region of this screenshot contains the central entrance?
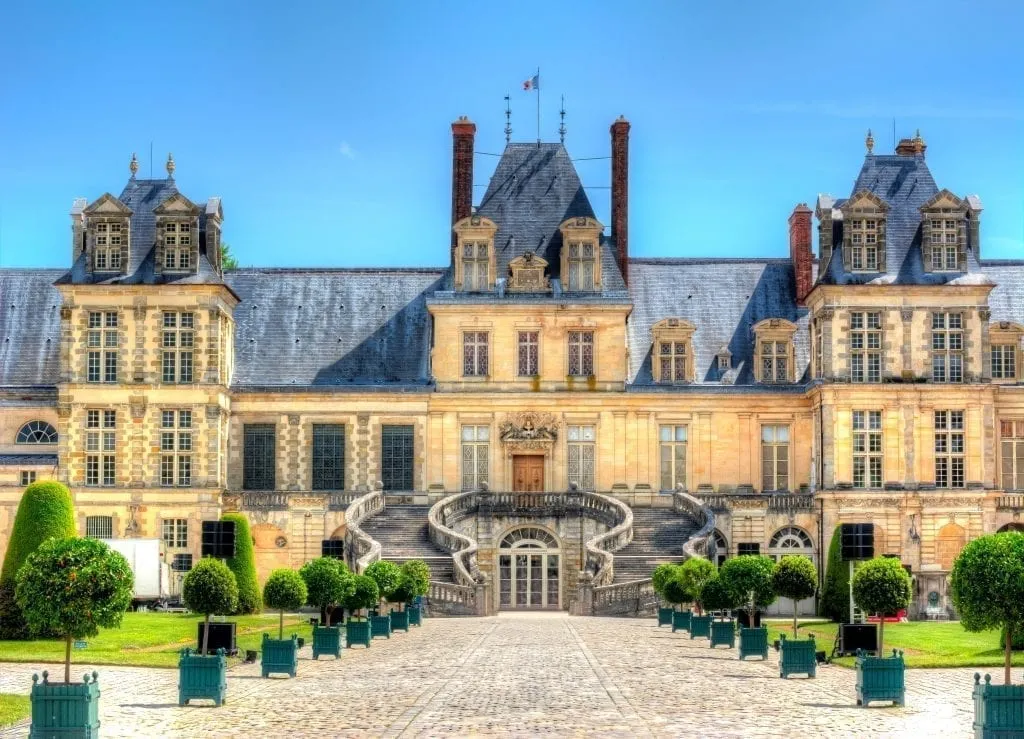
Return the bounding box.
[498,527,561,610]
[512,455,544,492]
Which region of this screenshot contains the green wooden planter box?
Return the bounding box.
[261,633,298,678]
[178,648,227,706]
[671,610,691,633]
[973,673,1024,738]
[855,649,905,706]
[312,626,343,660]
[690,615,711,639]
[346,619,372,648]
[709,619,736,649]
[738,627,769,660]
[370,614,392,639]
[658,607,674,627]
[390,610,410,632]
[407,605,422,626]
[29,670,100,739]
[779,634,816,678]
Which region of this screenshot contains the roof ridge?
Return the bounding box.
[226,267,446,274]
[630,257,792,265]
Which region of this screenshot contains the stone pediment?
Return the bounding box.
[153,192,201,215]
[507,251,550,293]
[84,193,132,215]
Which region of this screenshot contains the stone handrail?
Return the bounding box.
[699,491,814,513]
[676,487,716,561]
[592,577,659,616]
[343,489,385,573]
[996,494,1024,510]
[427,581,479,617]
[428,490,483,587]
[580,492,634,586]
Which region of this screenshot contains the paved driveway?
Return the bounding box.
[0,612,988,737]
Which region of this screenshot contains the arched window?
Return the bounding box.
[16,421,58,444]
[500,527,559,549]
[711,529,728,567]
[768,526,815,564]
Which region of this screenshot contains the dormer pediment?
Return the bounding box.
[752,318,798,334]
[559,216,603,233]
[153,193,201,216]
[507,251,550,293]
[919,189,965,213]
[652,318,696,335]
[453,215,498,238]
[842,191,889,213]
[83,193,132,216]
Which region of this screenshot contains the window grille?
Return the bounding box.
[761,341,789,383]
[463,332,489,376]
[312,424,345,491]
[381,425,414,491]
[566,242,596,291]
[567,331,594,376]
[461,242,488,291]
[163,222,192,270]
[16,421,57,444]
[658,341,688,383]
[929,219,960,270]
[86,515,113,539]
[565,425,595,491]
[934,410,965,488]
[849,219,879,271]
[659,425,687,491]
[737,543,761,556]
[171,553,193,572]
[461,425,489,490]
[517,331,539,376]
[243,424,276,491]
[852,410,883,488]
[20,470,36,486]
[761,425,790,491]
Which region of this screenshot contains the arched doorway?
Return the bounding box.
[498,527,561,610]
[765,526,816,616]
[710,529,728,567]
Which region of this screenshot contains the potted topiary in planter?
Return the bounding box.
[851,556,912,706]
[300,557,354,660]
[388,578,414,632]
[260,569,307,678]
[719,555,775,658]
[343,575,380,648]
[364,560,401,639]
[661,569,691,633]
[400,560,430,626]
[15,537,133,734]
[766,556,817,662]
[179,557,239,706]
[951,531,1024,735]
[778,633,816,678]
[677,558,716,634]
[652,563,679,627]
[702,577,737,649]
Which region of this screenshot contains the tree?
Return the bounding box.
[343,575,380,619]
[300,557,354,625]
[182,558,239,656]
[821,526,850,622]
[15,537,133,683]
[676,558,716,614]
[363,560,402,610]
[773,556,818,638]
[951,532,1024,685]
[262,569,307,640]
[399,560,431,608]
[661,571,690,611]
[220,242,239,270]
[700,576,736,613]
[651,563,680,602]
[718,555,777,627]
[220,513,261,614]
[0,481,77,639]
[851,556,912,657]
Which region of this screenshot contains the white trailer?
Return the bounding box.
[100,538,175,607]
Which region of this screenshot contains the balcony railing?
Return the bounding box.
[997,494,1024,510]
[699,492,815,513]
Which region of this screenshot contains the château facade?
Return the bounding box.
[1,119,1023,617]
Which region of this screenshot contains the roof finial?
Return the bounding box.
[865,128,874,154]
[166,152,175,179]
[559,94,566,144]
[504,95,512,144]
[129,152,139,178]
[913,129,925,154]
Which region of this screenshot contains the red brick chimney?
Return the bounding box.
[610,116,630,285]
[789,203,813,306]
[451,116,476,245]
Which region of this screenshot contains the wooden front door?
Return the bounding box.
[512,455,545,492]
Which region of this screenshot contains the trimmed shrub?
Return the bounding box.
[364,560,402,607]
[718,555,776,614]
[0,481,77,639]
[700,576,736,612]
[182,557,239,655]
[220,513,261,614]
[399,560,430,601]
[651,563,680,601]
[773,556,818,637]
[343,575,380,619]
[300,557,354,625]
[821,525,849,622]
[661,571,690,610]
[677,557,716,613]
[263,569,307,639]
[851,556,912,655]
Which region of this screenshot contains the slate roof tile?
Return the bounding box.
[0,269,64,388]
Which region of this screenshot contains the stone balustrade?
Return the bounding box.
[676,487,716,560]
[996,494,1024,510]
[698,491,813,514]
[428,490,482,589]
[592,578,660,617]
[342,489,385,573]
[581,493,633,586]
[426,581,480,617]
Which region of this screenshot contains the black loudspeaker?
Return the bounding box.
[201,521,237,558]
[197,621,237,655]
[322,540,345,559]
[840,523,874,560]
[838,623,878,656]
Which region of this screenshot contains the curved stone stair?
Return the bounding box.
[612,506,699,583]
[358,503,454,582]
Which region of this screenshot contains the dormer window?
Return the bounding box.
[849,219,879,271]
[462,243,488,291]
[752,318,797,384]
[94,223,123,271]
[452,215,498,292]
[921,190,967,273]
[559,217,603,292]
[841,192,888,273]
[82,193,132,275]
[566,243,596,291]
[163,222,193,270]
[651,318,696,384]
[929,219,960,271]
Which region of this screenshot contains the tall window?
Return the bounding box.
[849,218,879,271]
[517,331,539,376]
[162,312,195,383]
[1001,421,1024,491]
[381,425,414,491]
[761,341,789,383]
[163,222,192,270]
[567,331,594,376]
[462,332,488,377]
[461,242,488,291]
[87,311,119,383]
[931,312,964,383]
[85,515,113,539]
[16,420,57,444]
[312,424,345,491]
[567,425,596,491]
[160,410,192,487]
[94,222,123,271]
[852,410,883,489]
[658,341,688,384]
[20,470,36,486]
[813,319,823,379]
[850,312,882,382]
[566,243,596,291]
[934,410,965,489]
[992,345,1017,380]
[161,518,188,549]
[243,424,276,491]
[85,409,116,486]
[461,425,489,491]
[761,425,790,491]
[659,425,688,491]
[929,219,959,270]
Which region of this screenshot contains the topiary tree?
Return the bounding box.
[699,576,737,613]
[951,531,1024,685]
[300,557,354,625]
[718,555,776,627]
[0,481,77,639]
[399,560,430,609]
[343,575,380,620]
[262,569,307,640]
[677,557,716,614]
[851,556,912,657]
[661,571,690,612]
[363,560,402,611]
[182,557,239,656]
[220,513,261,615]
[821,525,849,622]
[773,555,818,638]
[15,537,133,683]
[651,563,680,603]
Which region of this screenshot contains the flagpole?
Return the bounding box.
[536,67,541,145]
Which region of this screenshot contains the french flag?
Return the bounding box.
[522,74,540,91]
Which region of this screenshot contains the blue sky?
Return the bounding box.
[1,0,1021,268]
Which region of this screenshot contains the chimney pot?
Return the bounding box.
[610,117,631,285]
[788,204,814,305]
[450,117,476,246]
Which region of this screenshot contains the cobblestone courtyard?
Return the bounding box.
[0,613,982,737]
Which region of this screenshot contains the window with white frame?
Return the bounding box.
[461,425,489,491]
[934,410,965,489]
[162,312,195,383]
[462,331,489,377]
[461,242,488,291]
[850,311,882,382]
[85,515,113,539]
[16,420,57,444]
[992,344,1017,380]
[761,425,790,491]
[931,312,964,382]
[566,243,596,291]
[160,410,192,487]
[658,340,688,384]
[567,425,596,491]
[659,425,688,491]
[163,222,192,270]
[567,331,594,376]
[813,319,823,378]
[1001,421,1024,491]
[85,409,117,486]
[929,219,960,271]
[94,222,123,271]
[852,410,883,489]
[849,218,880,271]
[517,331,539,376]
[20,470,36,486]
[162,518,188,549]
[86,311,119,383]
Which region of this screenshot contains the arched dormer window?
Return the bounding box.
[154,193,202,274]
[83,193,132,274]
[452,215,497,292]
[920,190,968,272]
[16,420,58,444]
[651,318,696,384]
[752,318,797,384]
[840,191,888,272]
[559,217,603,292]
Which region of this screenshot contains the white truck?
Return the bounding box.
[100,538,177,608]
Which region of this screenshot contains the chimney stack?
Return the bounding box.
[610,116,630,285]
[789,203,814,306]
[451,116,476,246]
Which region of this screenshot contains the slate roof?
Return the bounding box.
[984,260,1024,325]
[0,454,58,466]
[0,269,64,388]
[627,259,809,387]
[226,268,444,388]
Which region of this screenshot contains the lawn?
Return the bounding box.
[0,694,30,729]
[0,612,315,669]
[763,618,1024,669]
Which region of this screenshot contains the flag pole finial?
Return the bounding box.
[536,67,541,146]
[559,94,566,144]
[504,95,512,144]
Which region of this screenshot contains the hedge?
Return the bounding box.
[220,513,261,614]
